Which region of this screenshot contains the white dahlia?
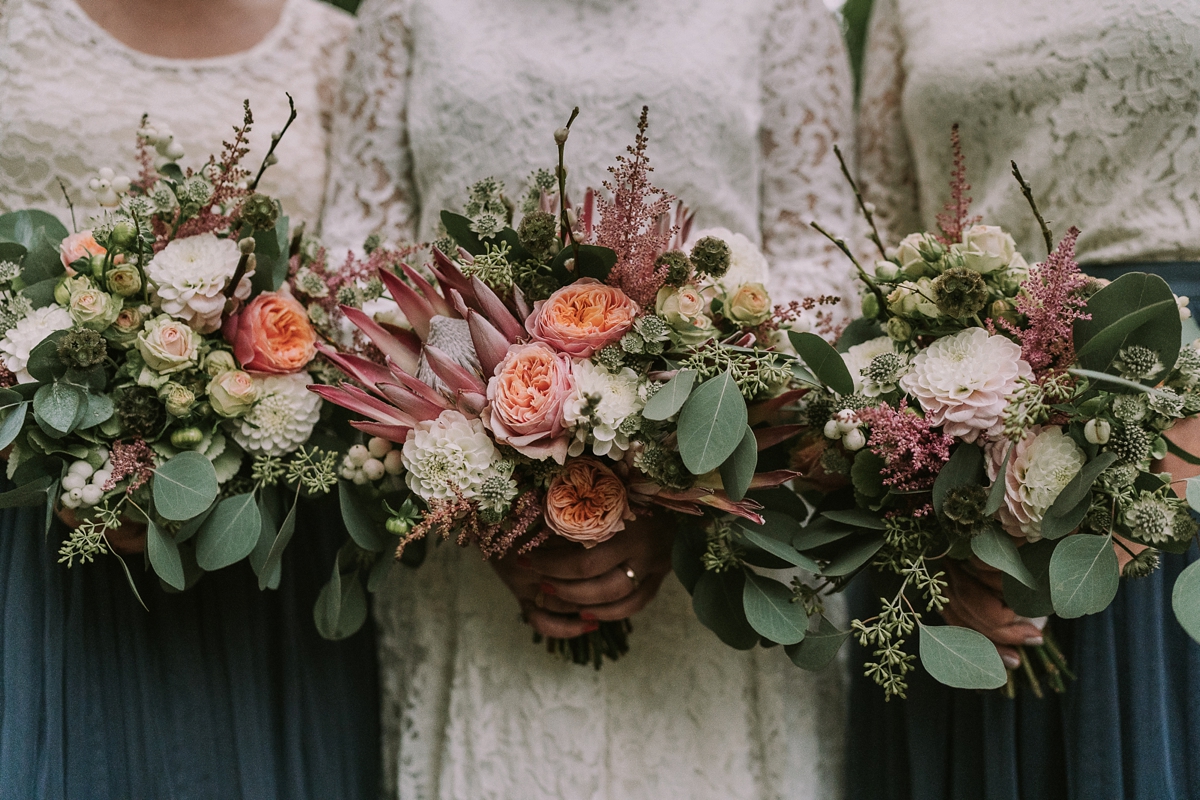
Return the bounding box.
[0,304,73,382]
[146,233,251,333]
[401,410,498,502]
[228,372,321,457]
[563,359,646,459]
[688,227,769,294]
[900,327,1031,442]
[987,427,1086,540]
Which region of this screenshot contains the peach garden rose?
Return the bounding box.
[525,278,639,358]
[223,290,317,374]
[483,342,574,464]
[544,457,634,547]
[59,230,105,271]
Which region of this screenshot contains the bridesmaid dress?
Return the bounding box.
[846,1,1200,798]
[0,1,380,797]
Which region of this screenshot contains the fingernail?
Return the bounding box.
[516,556,532,568]
[580,611,597,621]
[582,622,599,633]
[539,582,557,596]
[1024,636,1044,646]
[1002,653,1021,669]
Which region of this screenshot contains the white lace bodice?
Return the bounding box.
[322,1,856,798]
[323,0,861,315]
[858,0,1200,263]
[0,0,353,228]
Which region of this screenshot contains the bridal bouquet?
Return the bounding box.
[771,130,1200,698]
[308,109,833,660]
[0,102,342,602]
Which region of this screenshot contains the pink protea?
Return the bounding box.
[986,427,1086,541]
[899,328,1032,443]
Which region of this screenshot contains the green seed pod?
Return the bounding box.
[170,426,204,449]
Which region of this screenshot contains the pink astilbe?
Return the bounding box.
[104,439,157,492]
[594,107,676,306]
[397,490,547,561]
[935,125,981,244]
[857,401,953,492]
[998,227,1090,374]
[172,101,254,242]
[133,116,158,193]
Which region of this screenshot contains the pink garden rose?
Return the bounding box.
[60,231,105,271]
[223,291,317,374]
[483,342,574,464]
[525,278,639,358]
[544,457,634,547]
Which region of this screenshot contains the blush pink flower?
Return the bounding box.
[986,427,1086,541]
[483,342,574,464]
[544,457,634,547]
[525,278,639,358]
[60,230,105,271]
[223,291,317,374]
[900,327,1032,443]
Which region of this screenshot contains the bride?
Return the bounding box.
[321,0,861,796]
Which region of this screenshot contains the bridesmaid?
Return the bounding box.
[0,0,380,797]
[845,1,1200,798]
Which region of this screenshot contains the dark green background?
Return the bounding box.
[319,0,873,85]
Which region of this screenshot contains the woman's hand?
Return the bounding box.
[939,557,1045,669]
[1156,415,1200,496]
[57,508,147,555]
[490,515,675,639]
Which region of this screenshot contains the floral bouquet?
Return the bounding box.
[0,102,344,604]
[307,108,836,661]
[738,129,1200,699]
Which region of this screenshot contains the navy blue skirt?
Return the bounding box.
[0,494,380,799]
[844,262,1200,800]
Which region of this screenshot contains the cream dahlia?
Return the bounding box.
[401,410,499,502]
[227,372,321,457]
[900,328,1031,442]
[563,359,646,458]
[0,304,73,382]
[842,336,908,396]
[986,427,1086,540]
[146,233,252,333]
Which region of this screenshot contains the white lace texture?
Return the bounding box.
[0,0,353,228]
[323,0,857,797]
[858,0,1200,263]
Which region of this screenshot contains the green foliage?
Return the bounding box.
[1001,538,1057,617]
[821,533,885,576]
[1074,273,1180,383]
[821,508,887,530]
[195,492,261,571]
[692,569,759,650]
[249,213,291,294]
[1171,559,1200,644]
[0,402,28,451]
[917,624,1008,690]
[152,451,220,521]
[147,519,186,590]
[314,551,369,640]
[789,331,855,396]
[676,371,747,474]
[718,425,757,502]
[932,444,985,516]
[641,369,696,421]
[743,572,808,645]
[257,494,297,591]
[786,615,851,670]
[1049,533,1120,618]
[971,527,1036,588]
[0,210,67,285]
[1041,452,1118,540]
[339,479,391,553]
[33,381,86,437]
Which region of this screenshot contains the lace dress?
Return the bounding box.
[0,2,381,798]
[320,0,860,797]
[848,1,1200,798]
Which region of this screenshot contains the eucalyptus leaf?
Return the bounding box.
[985,445,1013,515]
[785,615,851,670]
[340,479,390,552]
[738,526,821,572]
[152,451,220,521]
[918,624,1008,690]
[932,444,984,516]
[692,569,759,650]
[249,212,291,294]
[1074,273,1180,380]
[850,449,886,499]
[971,526,1036,588]
[0,402,28,450]
[672,526,708,595]
[195,492,261,571]
[676,371,748,475]
[0,475,54,509]
[551,243,617,282]
[821,534,886,577]
[174,504,214,544]
[1171,558,1200,644]
[367,553,394,592]
[836,318,884,353]
[1045,452,1118,523]
[77,393,114,430]
[742,572,808,645]
[1187,477,1200,515]
[1002,538,1057,617]
[792,516,857,550]
[314,565,369,640]
[1049,534,1120,618]
[249,489,281,582]
[21,278,59,310]
[820,508,887,530]
[33,381,85,436]
[258,496,298,591]
[789,331,854,396]
[146,519,185,591]
[642,370,697,421]
[719,425,758,502]
[440,211,487,256]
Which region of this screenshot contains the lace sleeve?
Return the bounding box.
[319,0,417,254]
[856,0,919,243]
[759,0,860,328]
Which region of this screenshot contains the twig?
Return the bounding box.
[810,220,886,318]
[249,93,298,191]
[1010,161,1054,256]
[555,107,581,264]
[834,144,887,260]
[1018,646,1045,698]
[57,179,77,232]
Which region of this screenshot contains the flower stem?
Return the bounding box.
[833,144,888,261]
[1010,161,1054,256]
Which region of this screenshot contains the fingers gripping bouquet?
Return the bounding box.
[0,100,342,602]
[772,128,1200,699]
[311,108,835,663]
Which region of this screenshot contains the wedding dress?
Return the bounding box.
[321,0,860,797]
[847,1,1200,798]
[0,3,382,798]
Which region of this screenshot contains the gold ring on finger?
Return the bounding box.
[623,564,639,589]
